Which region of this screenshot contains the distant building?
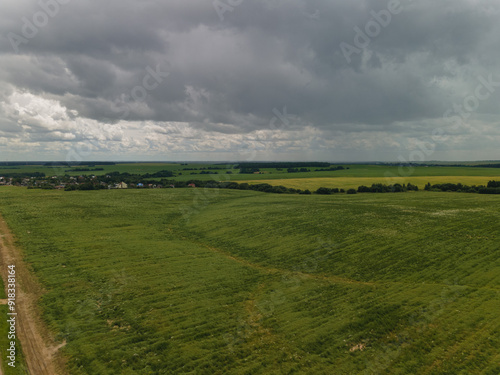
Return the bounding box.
[188,183,196,188]
[116,182,128,189]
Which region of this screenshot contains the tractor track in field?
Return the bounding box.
[0,215,66,375]
[193,239,500,292]
[191,238,375,286]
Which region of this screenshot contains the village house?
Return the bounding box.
[115,182,128,189]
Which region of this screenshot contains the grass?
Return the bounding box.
[0,187,498,374]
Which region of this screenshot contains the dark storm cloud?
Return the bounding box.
[1,0,500,138]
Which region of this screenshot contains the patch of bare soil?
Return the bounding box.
[349,343,366,352]
[0,215,67,374]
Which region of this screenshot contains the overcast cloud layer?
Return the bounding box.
[1,0,500,162]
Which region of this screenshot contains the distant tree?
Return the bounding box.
[251,183,273,192]
[315,187,332,195]
[407,183,419,191]
[392,183,404,192]
[240,167,260,174]
[357,185,371,193]
[479,187,500,194]
[346,188,357,194]
[271,185,288,194]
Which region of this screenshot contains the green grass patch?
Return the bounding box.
[0,187,498,374]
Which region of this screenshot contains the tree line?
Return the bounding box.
[235,162,331,169]
[424,181,500,194]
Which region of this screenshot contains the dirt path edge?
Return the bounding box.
[0,214,67,375]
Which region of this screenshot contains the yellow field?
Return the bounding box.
[235,175,500,190]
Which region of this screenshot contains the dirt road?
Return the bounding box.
[0,215,66,374]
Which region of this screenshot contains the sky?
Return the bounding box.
[1,0,500,162]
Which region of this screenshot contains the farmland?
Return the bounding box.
[235,175,500,191]
[2,162,500,181]
[0,185,499,374]
[2,163,500,194]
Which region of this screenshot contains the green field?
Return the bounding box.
[2,163,500,183]
[0,186,498,374]
[0,163,194,177]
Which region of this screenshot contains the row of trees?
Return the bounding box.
[239,167,260,174]
[45,162,116,167]
[315,187,344,194]
[479,188,500,194]
[182,167,224,170]
[235,162,330,169]
[357,183,419,193]
[64,168,104,172]
[240,165,347,174]
[424,181,500,194]
[316,166,346,171]
[0,171,45,178]
[61,178,500,195]
[201,181,312,194]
